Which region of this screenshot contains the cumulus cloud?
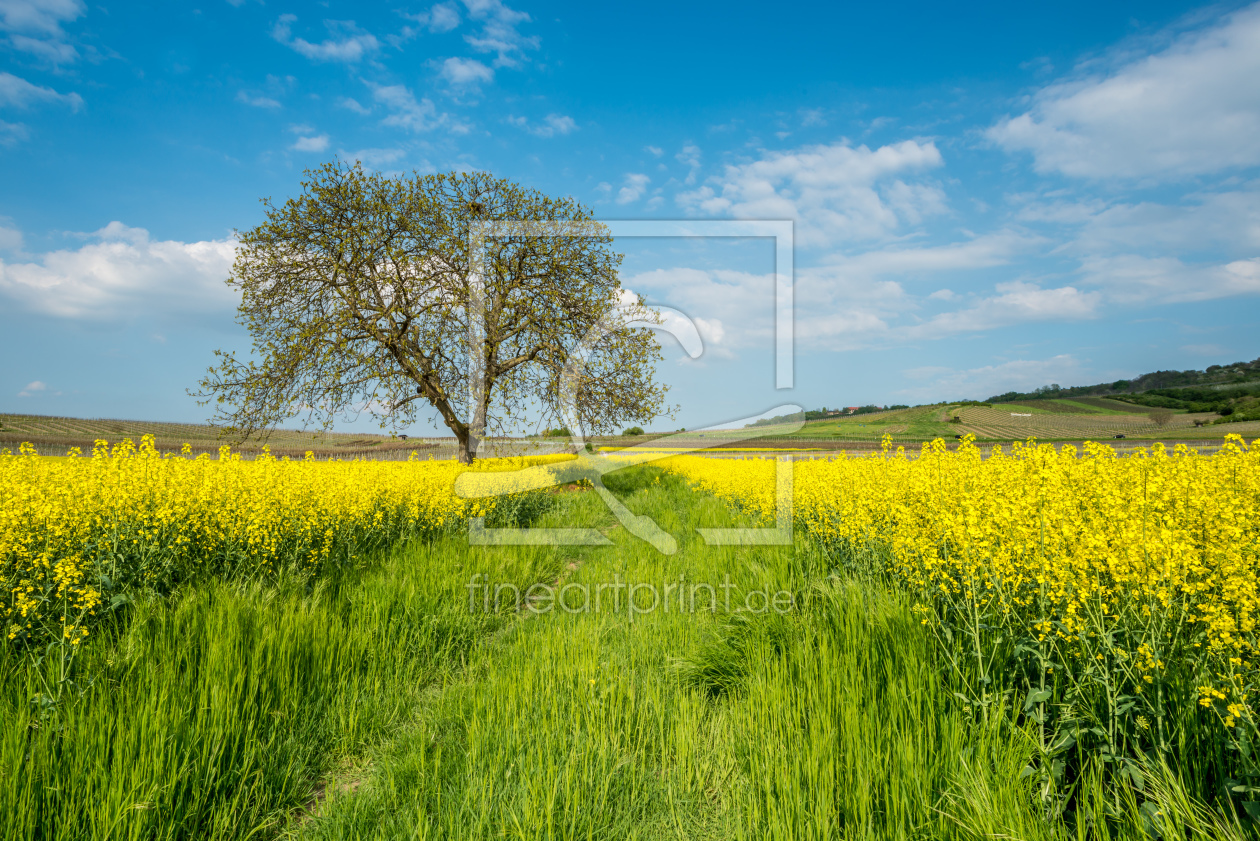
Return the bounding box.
[272,15,379,63]
[988,3,1260,179]
[508,113,577,137]
[407,2,460,33]
[903,281,1101,341]
[677,140,946,247]
[675,143,701,183]
[693,317,725,346]
[0,0,83,64]
[1010,184,1260,307]
[0,222,238,321]
[291,134,329,152]
[616,173,650,204]
[370,83,460,133]
[899,355,1084,403]
[429,3,461,32]
[0,71,82,110]
[1077,254,1260,304]
[441,56,494,87]
[1049,187,1260,255]
[808,230,1039,285]
[17,379,49,397]
[0,119,28,145]
[9,33,75,63]
[462,0,538,67]
[622,227,1087,355]
[624,267,780,352]
[0,0,82,35]
[337,97,371,115]
[236,91,281,109]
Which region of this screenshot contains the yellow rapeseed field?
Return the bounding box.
[1,436,571,646]
[662,434,1260,759]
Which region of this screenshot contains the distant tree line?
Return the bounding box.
[987,357,1260,404]
[986,357,1260,423]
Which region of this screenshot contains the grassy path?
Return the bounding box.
[5,464,1140,840]
[296,467,1056,841]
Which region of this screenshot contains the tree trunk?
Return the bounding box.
[456,429,476,464]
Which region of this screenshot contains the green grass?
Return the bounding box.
[779,405,960,442]
[0,522,564,840]
[3,468,1253,839]
[296,469,1070,840]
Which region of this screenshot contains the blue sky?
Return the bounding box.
[2,0,1259,433]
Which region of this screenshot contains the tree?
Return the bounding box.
[197,162,670,463]
[1149,408,1175,428]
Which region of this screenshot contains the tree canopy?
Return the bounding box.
[198,162,670,462]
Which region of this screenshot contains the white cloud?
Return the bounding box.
[272,14,379,63]
[0,119,28,145]
[0,0,82,65]
[1065,187,1260,254]
[0,0,82,35]
[508,113,577,138]
[693,317,725,346]
[644,145,663,157]
[899,355,1083,403]
[902,281,1100,341]
[1011,185,1260,307]
[1078,254,1260,304]
[675,143,701,184]
[462,0,538,67]
[440,56,494,87]
[428,3,461,32]
[406,2,461,33]
[337,97,370,115]
[9,33,76,63]
[625,232,1069,356]
[17,379,48,397]
[0,222,238,320]
[370,83,460,133]
[291,134,329,152]
[616,173,650,204]
[625,267,779,351]
[810,230,1038,285]
[989,3,1260,179]
[677,140,945,247]
[0,71,82,110]
[786,233,1041,348]
[236,90,281,109]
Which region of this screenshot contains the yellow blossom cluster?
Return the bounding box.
[2,436,570,645]
[661,434,1260,736]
